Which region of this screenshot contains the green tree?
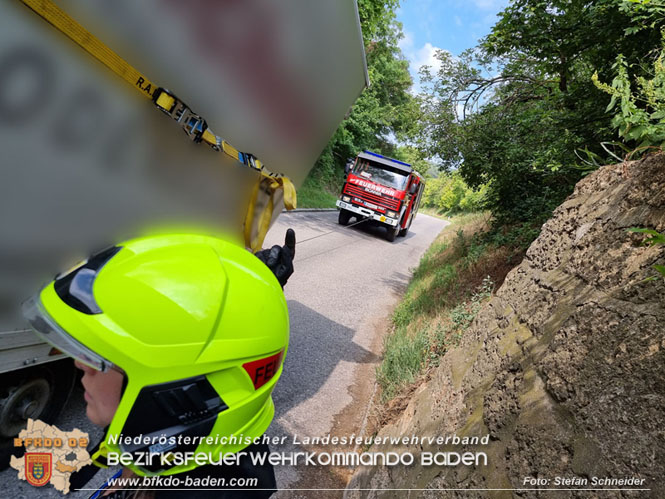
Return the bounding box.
[392,145,432,175]
[422,172,486,214]
[307,0,418,187]
[416,0,665,224]
[593,32,665,148]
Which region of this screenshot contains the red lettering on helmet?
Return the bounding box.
[243,351,284,390]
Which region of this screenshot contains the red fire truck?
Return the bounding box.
[336,151,425,241]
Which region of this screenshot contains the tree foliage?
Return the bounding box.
[593,31,665,148]
[308,0,417,186]
[308,0,665,224]
[422,173,487,214]
[415,0,665,224]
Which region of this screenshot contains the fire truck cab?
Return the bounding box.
[336,151,425,242]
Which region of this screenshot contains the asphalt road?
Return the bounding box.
[263,211,448,493]
[0,210,447,497]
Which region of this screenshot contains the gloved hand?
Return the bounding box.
[255,228,296,288]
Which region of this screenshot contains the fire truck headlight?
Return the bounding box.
[342,195,351,202]
[386,210,397,218]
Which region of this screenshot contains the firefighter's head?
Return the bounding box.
[74,358,124,426]
[23,233,289,475]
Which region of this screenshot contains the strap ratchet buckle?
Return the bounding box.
[152,87,208,143]
[239,152,260,171]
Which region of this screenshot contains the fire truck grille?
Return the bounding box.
[344,184,400,211]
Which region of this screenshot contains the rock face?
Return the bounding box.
[346,155,665,498]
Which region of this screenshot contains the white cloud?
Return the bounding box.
[398,29,414,53]
[454,15,463,27]
[400,31,445,75]
[400,40,448,94]
[412,42,443,74]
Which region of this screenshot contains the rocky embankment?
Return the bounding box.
[347,155,665,498]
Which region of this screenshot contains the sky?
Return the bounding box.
[396,0,510,89]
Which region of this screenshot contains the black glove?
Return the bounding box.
[255,229,296,288]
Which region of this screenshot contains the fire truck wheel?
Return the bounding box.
[399,226,408,237]
[338,209,351,226]
[386,223,399,242]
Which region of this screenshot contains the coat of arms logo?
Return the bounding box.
[25,452,52,487]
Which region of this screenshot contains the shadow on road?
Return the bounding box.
[380,270,412,295]
[272,300,378,419]
[345,217,418,243]
[280,211,419,246]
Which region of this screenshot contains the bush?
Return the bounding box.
[422,172,487,214]
[593,32,665,149]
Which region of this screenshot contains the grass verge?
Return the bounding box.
[297,171,344,208]
[376,213,532,405]
[419,206,475,220]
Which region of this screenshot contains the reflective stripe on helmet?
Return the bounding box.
[242,350,284,390]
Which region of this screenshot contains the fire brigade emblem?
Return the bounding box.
[11,419,91,494]
[25,452,52,486]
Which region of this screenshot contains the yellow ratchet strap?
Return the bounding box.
[19,0,296,251]
[244,173,297,252]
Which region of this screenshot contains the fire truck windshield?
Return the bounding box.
[353,160,409,190]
